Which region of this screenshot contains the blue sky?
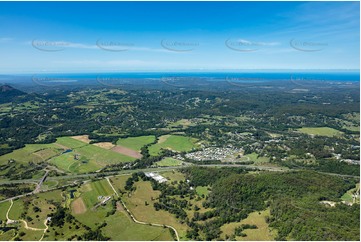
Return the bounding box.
[0,1,359,73]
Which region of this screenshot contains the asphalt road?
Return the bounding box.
[0,163,359,203]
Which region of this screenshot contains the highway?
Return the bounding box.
[0,163,359,203]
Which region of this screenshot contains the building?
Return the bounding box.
[144,172,168,183]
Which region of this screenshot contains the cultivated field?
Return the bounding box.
[0,143,61,165]
[116,135,156,151]
[71,135,91,144]
[56,137,88,149]
[92,142,115,149]
[76,180,115,209]
[48,136,135,173]
[72,198,87,214]
[111,145,142,159]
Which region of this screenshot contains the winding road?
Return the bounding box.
[6,199,49,241]
[106,177,180,241]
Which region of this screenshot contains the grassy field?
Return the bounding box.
[44,220,87,241]
[102,207,173,241]
[0,201,10,221]
[195,186,210,197]
[0,135,135,174]
[55,137,88,149]
[73,202,114,229]
[37,189,63,202]
[123,180,189,240]
[220,209,276,241]
[40,180,59,190]
[155,157,183,167]
[0,143,61,165]
[341,183,360,204]
[77,179,115,209]
[49,137,135,173]
[16,227,44,241]
[148,135,199,156]
[116,135,156,151]
[50,152,91,173]
[243,152,270,163]
[25,202,55,229]
[109,175,131,194]
[0,228,17,241]
[297,127,343,137]
[77,144,135,164]
[11,190,63,230]
[8,199,24,220]
[72,180,117,229]
[160,170,186,183]
[166,119,197,130]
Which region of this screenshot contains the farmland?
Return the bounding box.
[0,74,359,241]
[102,207,173,241]
[122,180,189,240]
[0,201,10,221]
[0,143,61,165]
[297,127,344,137]
[0,136,136,174]
[148,135,199,156]
[116,135,156,151]
[76,180,115,209]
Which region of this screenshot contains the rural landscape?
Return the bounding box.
[0,0,360,241]
[0,75,359,241]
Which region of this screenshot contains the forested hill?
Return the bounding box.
[184,167,359,241]
[0,85,26,104]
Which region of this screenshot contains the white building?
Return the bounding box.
[144,172,168,183]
